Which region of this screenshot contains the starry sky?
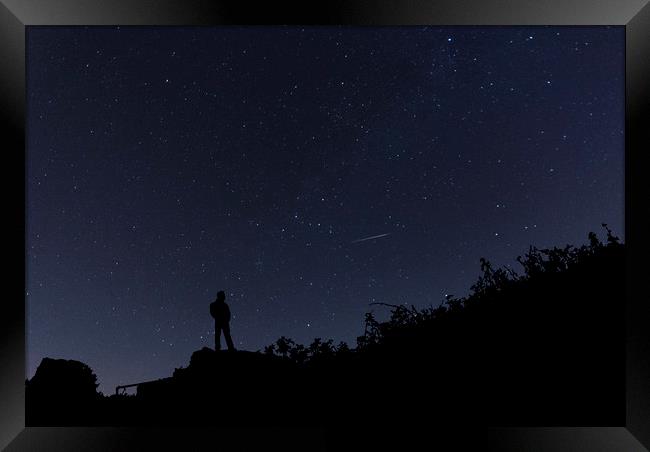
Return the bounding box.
[26,26,624,394]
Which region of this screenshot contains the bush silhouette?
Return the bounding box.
[26,357,101,425]
[26,225,625,426]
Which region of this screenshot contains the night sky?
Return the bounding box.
[27,26,624,394]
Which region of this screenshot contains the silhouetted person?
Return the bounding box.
[210,291,236,351]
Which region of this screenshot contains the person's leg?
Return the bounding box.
[223,324,235,351]
[215,324,222,351]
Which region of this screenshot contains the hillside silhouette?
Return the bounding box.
[26,225,625,426]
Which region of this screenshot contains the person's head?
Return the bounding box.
[216,291,226,302]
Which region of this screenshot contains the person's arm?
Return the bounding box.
[226,304,231,322]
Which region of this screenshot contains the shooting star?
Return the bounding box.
[351,233,391,244]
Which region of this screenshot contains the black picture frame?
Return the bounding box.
[1,1,648,450]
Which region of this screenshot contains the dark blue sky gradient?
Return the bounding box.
[27,26,624,394]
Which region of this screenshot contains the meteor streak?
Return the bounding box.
[351,233,391,244]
